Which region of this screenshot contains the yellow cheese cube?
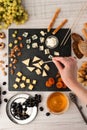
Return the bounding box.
[22,76,26,81]
[26,79,30,83]
[20,83,25,88]
[16,72,22,77]
[13,83,18,89]
[28,84,34,90]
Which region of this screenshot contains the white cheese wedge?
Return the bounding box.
[39,45,44,51]
[27,67,35,72]
[48,55,53,59]
[42,70,47,77]
[32,35,38,40]
[33,56,41,62]
[40,37,45,43]
[40,31,47,36]
[32,43,38,48]
[26,39,31,44]
[33,63,42,69]
[44,64,50,71]
[45,49,50,55]
[35,69,41,75]
[54,51,60,56]
[22,59,30,66]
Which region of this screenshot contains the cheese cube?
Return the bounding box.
[44,64,50,71]
[28,84,34,90]
[16,72,22,77]
[36,69,41,75]
[20,83,25,88]
[45,49,50,55]
[13,83,18,89]
[32,80,37,85]
[26,79,30,83]
[15,77,20,82]
[22,76,26,81]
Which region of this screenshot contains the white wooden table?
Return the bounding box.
[0,0,87,130]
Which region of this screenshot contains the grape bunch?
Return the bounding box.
[0,0,29,29]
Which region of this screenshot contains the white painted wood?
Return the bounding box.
[0,0,87,130]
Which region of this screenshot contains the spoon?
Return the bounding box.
[69,93,87,124]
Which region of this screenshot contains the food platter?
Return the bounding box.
[8,28,71,91]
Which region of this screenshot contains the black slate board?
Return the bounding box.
[8,28,71,91]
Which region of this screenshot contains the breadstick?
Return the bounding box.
[82,28,87,39]
[52,19,68,35]
[84,23,87,29]
[47,8,61,32]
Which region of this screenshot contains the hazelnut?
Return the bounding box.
[0,42,5,50]
[0,32,6,39]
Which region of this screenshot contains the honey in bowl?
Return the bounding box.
[47,92,69,114]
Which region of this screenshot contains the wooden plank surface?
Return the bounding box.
[0,0,87,130]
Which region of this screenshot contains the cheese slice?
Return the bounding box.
[42,70,47,77]
[44,64,50,71]
[33,63,42,69]
[22,59,30,66]
[39,60,44,66]
[33,56,41,62]
[27,67,35,72]
[35,69,41,75]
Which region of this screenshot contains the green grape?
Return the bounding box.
[0,0,29,29]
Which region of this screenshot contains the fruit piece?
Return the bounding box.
[48,78,55,85]
[56,82,63,88]
[45,81,52,87]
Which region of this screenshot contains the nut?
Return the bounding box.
[0,42,5,50]
[0,32,6,39]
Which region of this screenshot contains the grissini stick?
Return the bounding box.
[52,19,68,35]
[82,28,87,40]
[47,8,61,32]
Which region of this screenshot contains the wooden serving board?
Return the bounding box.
[8,28,71,91]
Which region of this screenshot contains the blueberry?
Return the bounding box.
[2,91,7,95]
[4,98,8,103]
[46,112,51,116]
[39,107,44,111]
[2,82,7,85]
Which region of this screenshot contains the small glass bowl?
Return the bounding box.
[45,35,59,49]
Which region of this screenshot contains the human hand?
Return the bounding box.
[52,57,78,86]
